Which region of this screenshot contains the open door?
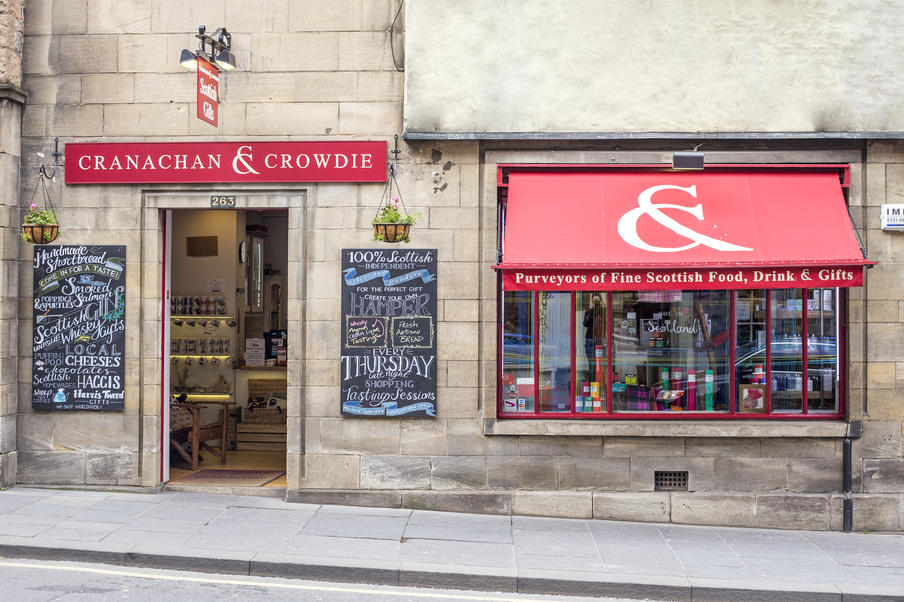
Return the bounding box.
[161,209,172,483]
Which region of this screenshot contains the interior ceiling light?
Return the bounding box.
[179,25,237,71]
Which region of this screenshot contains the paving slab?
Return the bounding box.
[408,509,511,529]
[515,552,604,572]
[318,504,411,517]
[398,538,516,568]
[403,522,512,544]
[286,534,400,560]
[301,512,408,540]
[11,502,88,519]
[137,502,226,523]
[805,531,904,569]
[101,528,192,547]
[513,528,598,557]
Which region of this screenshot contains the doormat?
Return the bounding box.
[174,469,285,487]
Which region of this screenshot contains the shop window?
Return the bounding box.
[576,292,606,412]
[612,290,729,413]
[808,288,838,412]
[501,291,534,413]
[499,288,843,419]
[538,292,572,412]
[771,289,803,412]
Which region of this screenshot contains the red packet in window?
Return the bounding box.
[503,374,514,386]
[686,369,696,411]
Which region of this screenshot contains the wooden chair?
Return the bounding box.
[170,402,228,471]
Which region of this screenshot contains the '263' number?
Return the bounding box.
[210,195,236,208]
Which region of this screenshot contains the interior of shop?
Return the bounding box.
[166,208,288,488]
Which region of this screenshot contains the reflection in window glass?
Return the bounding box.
[735,290,767,413]
[576,292,606,413]
[808,288,838,412]
[501,291,534,413]
[538,292,572,413]
[611,290,729,412]
[771,289,803,412]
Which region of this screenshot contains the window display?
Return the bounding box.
[500,287,841,418]
[611,290,729,412]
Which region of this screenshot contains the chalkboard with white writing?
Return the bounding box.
[341,249,437,417]
[32,245,126,411]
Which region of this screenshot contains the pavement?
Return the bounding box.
[0,487,902,602]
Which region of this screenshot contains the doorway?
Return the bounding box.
[162,207,289,491]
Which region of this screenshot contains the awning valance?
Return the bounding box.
[496,169,872,291]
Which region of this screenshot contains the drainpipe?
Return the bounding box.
[843,437,853,532]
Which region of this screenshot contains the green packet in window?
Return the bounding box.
[612,382,626,393]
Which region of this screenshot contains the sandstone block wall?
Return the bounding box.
[11,1,904,532]
[0,0,24,487]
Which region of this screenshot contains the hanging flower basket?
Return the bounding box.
[21,169,61,245]
[372,142,420,244]
[373,222,410,243]
[21,223,59,244]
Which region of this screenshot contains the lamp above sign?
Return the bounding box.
[65,141,387,184]
[881,204,904,231]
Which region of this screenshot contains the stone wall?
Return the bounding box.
[0,0,23,487]
[405,1,904,135]
[17,0,410,488]
[13,1,904,532]
[851,141,904,530]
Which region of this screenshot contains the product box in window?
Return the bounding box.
[265,330,287,360]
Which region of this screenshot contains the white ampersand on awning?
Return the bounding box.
[617,184,753,253]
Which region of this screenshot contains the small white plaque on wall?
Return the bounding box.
[880,204,904,231]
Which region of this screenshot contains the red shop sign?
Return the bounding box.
[65,141,387,184]
[501,266,864,291]
[196,57,219,127]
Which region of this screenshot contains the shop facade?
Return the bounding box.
[1,1,903,532]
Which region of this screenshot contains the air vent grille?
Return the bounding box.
[654,471,688,491]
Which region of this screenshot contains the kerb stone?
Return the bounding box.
[671,492,757,528]
[592,492,670,523]
[512,491,592,519]
[361,456,430,489]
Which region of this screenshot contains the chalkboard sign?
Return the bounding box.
[32,245,126,411]
[341,249,437,417]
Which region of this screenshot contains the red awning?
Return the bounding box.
[497,169,872,291]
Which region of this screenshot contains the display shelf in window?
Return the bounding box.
[170,314,235,400]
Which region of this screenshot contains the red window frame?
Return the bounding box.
[496,288,845,420]
[494,164,851,421]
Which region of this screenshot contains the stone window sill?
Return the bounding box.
[484,419,853,438]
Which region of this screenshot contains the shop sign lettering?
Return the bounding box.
[503,266,864,291]
[196,57,219,127]
[65,141,387,184]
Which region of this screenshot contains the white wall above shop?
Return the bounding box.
[404,0,904,135]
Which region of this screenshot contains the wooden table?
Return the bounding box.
[184,400,234,471]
